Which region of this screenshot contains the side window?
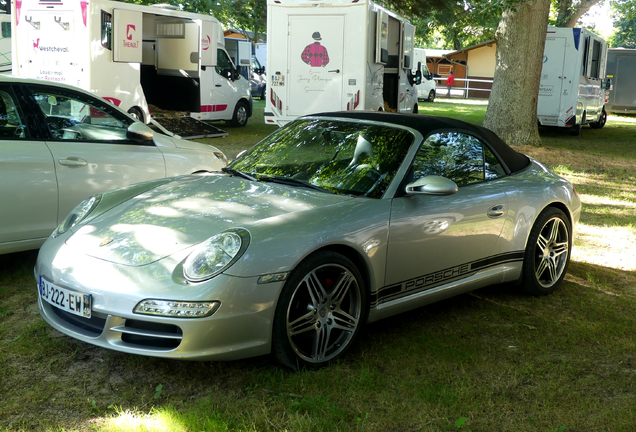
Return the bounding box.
[413,132,496,187]
[215,49,233,79]
[1,22,10,38]
[28,87,132,142]
[0,90,26,139]
[101,11,112,50]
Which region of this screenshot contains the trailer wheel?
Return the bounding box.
[229,101,249,127]
[127,107,145,123]
[590,108,607,129]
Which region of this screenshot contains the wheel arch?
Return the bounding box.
[300,244,374,300]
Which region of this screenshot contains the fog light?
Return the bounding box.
[134,300,220,318]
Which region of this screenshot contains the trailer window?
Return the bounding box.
[581,36,590,76]
[102,11,112,50]
[590,39,602,78]
[1,22,10,39]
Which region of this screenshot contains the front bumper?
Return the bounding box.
[35,241,284,361]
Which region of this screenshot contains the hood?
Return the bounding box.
[65,174,351,266]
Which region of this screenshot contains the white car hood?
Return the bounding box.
[65,174,351,266]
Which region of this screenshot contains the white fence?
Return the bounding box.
[434,77,494,99]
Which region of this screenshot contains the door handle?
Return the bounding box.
[215,84,222,87]
[58,158,87,167]
[487,204,505,218]
[328,69,341,73]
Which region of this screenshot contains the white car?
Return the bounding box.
[0,76,228,255]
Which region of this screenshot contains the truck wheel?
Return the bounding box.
[590,108,607,129]
[427,90,435,102]
[127,107,144,123]
[229,101,249,127]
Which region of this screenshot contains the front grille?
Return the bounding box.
[110,319,183,350]
[50,305,106,337]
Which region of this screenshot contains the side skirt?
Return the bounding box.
[367,255,523,323]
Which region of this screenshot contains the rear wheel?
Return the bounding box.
[272,251,367,370]
[521,207,572,296]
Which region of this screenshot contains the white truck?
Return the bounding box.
[265,0,421,126]
[413,48,436,102]
[12,0,253,126]
[0,13,10,73]
[537,26,611,135]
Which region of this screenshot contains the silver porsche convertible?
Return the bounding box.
[35,112,581,369]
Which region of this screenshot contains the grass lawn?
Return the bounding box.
[1,99,636,431]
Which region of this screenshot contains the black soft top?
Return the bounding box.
[310,111,530,174]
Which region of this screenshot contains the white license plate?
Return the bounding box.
[39,276,91,319]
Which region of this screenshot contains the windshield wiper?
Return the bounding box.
[222,167,258,182]
[259,175,330,193]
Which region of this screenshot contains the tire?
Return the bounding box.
[229,101,249,127]
[272,251,367,370]
[569,112,585,136]
[590,108,607,129]
[521,207,572,296]
[127,107,144,123]
[260,86,266,101]
[413,103,418,114]
[427,90,435,102]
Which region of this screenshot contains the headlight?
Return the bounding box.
[183,229,250,282]
[52,194,102,238]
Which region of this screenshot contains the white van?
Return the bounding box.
[265,0,421,126]
[413,48,436,101]
[12,0,253,126]
[537,27,611,135]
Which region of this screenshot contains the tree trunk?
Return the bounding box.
[482,0,551,146]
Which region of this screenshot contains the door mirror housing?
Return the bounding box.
[405,175,458,196]
[126,122,154,143]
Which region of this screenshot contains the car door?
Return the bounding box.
[23,84,166,223]
[0,85,58,246]
[383,131,510,303]
[209,48,237,121]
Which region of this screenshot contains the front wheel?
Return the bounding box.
[521,207,572,296]
[427,89,435,102]
[272,251,367,370]
[228,101,249,127]
[590,108,607,129]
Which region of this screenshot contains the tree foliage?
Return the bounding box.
[609,0,636,47]
[551,0,603,27]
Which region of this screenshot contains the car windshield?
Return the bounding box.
[228,118,414,198]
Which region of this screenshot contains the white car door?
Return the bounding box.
[25,84,166,223]
[0,86,58,248]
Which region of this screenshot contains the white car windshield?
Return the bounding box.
[228,119,414,198]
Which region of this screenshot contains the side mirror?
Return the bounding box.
[405,175,458,196]
[126,122,154,143]
[604,78,613,91]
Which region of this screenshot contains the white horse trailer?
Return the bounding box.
[12,0,252,126]
[265,0,421,126]
[537,27,611,135]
